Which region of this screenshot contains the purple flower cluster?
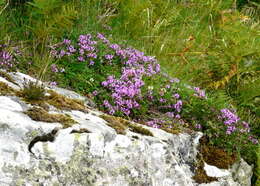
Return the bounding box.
[221,108,240,125]
[49,32,258,148]
[220,108,240,135]
[248,136,259,144]
[0,45,20,69]
[97,34,160,115]
[50,64,65,73]
[194,87,206,98]
[174,100,183,113]
[146,119,165,128]
[50,33,160,116]
[219,108,257,143]
[195,123,202,129]
[51,35,98,66]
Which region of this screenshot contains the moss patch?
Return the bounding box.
[160,126,180,135]
[200,136,237,169]
[193,136,237,184]
[128,123,153,136]
[0,81,16,96]
[101,114,153,136]
[46,90,87,112]
[18,88,87,112]
[100,114,127,134]
[192,155,218,184]
[25,107,76,128]
[0,71,17,85]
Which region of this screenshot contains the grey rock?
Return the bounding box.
[0,72,253,186]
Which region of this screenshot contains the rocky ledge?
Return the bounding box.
[0,71,253,186]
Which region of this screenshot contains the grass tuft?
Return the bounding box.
[20,81,45,101]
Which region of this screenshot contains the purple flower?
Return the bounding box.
[194,87,206,98]
[166,112,174,118]
[195,124,202,129]
[220,108,240,125]
[166,84,171,89]
[155,63,160,73]
[173,93,180,99]
[226,125,236,135]
[97,33,106,40]
[79,49,84,55]
[174,100,183,113]
[249,136,258,144]
[146,120,161,128]
[49,81,57,86]
[109,44,120,51]
[92,90,98,96]
[63,39,71,45]
[104,54,114,60]
[51,64,59,73]
[242,121,249,129]
[78,56,85,62]
[87,53,97,59]
[159,98,166,103]
[68,45,76,53]
[59,50,66,57]
[89,60,95,65]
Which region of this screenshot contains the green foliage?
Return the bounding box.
[21,80,45,101]
[28,0,77,42]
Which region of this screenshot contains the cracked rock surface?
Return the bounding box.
[0,71,253,186]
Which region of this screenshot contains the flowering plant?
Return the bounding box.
[49,32,258,153]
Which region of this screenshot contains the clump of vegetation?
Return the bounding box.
[100,114,127,135]
[25,106,76,128]
[192,155,218,184]
[127,123,153,137]
[0,71,17,85]
[193,136,236,183]
[46,90,87,112]
[17,84,87,112]
[199,136,237,169]
[101,114,153,136]
[20,80,45,101]
[0,81,16,96]
[160,127,180,135]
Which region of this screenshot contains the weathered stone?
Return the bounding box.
[0,72,253,186]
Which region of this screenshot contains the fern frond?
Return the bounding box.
[209,64,237,89]
[28,0,78,41]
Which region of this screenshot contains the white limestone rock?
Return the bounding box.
[204,163,231,177]
[0,72,253,186]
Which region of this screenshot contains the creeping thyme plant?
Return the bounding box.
[48,33,258,154]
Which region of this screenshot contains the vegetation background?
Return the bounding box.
[0,0,259,185]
